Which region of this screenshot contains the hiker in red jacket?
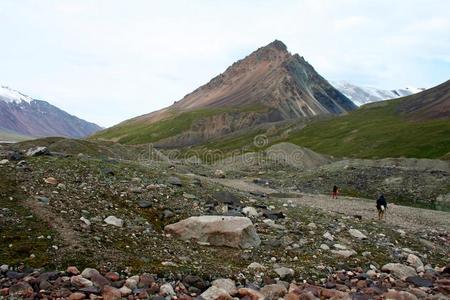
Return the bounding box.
[332,185,339,199]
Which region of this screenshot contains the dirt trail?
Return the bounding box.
[24,200,85,250]
[280,194,450,232]
[194,175,450,232]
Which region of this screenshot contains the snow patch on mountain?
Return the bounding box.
[0,85,33,103]
[331,81,425,106]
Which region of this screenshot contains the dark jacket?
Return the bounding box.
[377,195,387,209]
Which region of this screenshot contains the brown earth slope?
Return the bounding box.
[396,79,450,120]
[169,40,355,116]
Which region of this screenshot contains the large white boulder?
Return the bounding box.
[407,254,424,270]
[242,206,258,218]
[348,228,367,240]
[201,286,232,300]
[26,146,50,157]
[104,216,124,227]
[274,267,295,279]
[164,216,260,249]
[211,278,237,296]
[382,263,417,279]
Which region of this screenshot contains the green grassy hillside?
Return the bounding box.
[92,80,450,160]
[99,95,450,161]
[0,129,33,142]
[286,99,450,159]
[91,105,266,145]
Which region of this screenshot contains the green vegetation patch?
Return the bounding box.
[0,169,56,268]
[286,99,450,159]
[0,129,33,142]
[93,105,267,145]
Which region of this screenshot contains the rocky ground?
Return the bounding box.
[211,145,450,211]
[1,141,449,299]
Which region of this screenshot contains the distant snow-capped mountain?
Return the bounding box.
[0,85,34,103]
[331,81,426,106]
[0,85,102,139]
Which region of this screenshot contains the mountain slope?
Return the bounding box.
[0,86,102,139]
[396,80,450,120]
[94,40,356,146]
[286,80,450,159]
[332,81,425,106]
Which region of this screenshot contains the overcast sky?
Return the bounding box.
[1,0,449,127]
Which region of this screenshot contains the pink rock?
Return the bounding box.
[409,288,427,299]
[44,177,58,185]
[302,286,320,297]
[178,294,193,300]
[356,280,367,289]
[119,286,132,297]
[0,288,9,296]
[51,287,72,298]
[147,184,159,190]
[299,292,320,300]
[148,283,160,294]
[382,290,418,300]
[238,288,265,300]
[8,282,34,298]
[102,286,121,300]
[284,292,300,300]
[201,286,232,300]
[67,266,80,275]
[91,273,110,288]
[70,275,93,288]
[69,292,87,300]
[81,268,100,279]
[288,283,300,293]
[260,284,287,300]
[361,287,382,297]
[211,279,237,296]
[125,276,139,289]
[320,288,349,299]
[137,290,150,299]
[105,272,120,282]
[139,274,155,287]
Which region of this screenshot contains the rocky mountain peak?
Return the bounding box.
[249,40,290,63]
[267,39,288,51]
[255,39,289,57]
[178,40,292,107]
[94,41,356,146]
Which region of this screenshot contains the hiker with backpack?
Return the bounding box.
[376,194,387,220]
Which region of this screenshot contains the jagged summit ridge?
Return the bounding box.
[266,39,288,51]
[171,40,355,114]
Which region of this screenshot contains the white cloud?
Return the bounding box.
[407,17,450,32]
[0,0,449,127]
[334,16,369,31]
